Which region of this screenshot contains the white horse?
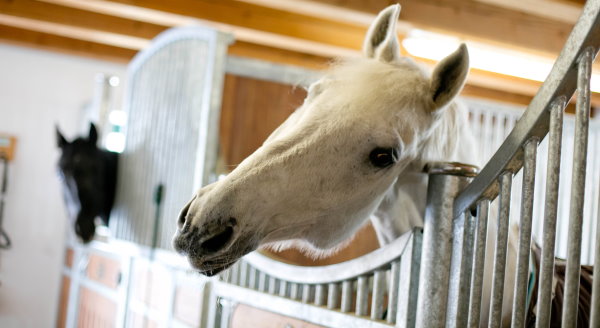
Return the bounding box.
[173,4,518,327]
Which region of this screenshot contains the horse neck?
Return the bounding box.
[98,150,119,221]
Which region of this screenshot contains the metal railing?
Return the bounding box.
[212,228,422,328]
[416,0,600,327]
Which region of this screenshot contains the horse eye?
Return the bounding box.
[369,148,398,168]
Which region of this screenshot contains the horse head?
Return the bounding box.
[173,4,470,275]
[57,123,118,243]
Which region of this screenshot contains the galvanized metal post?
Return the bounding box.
[561,47,593,328]
[415,162,478,328]
[467,200,490,328]
[511,138,538,328]
[535,97,566,328]
[446,211,477,328]
[489,172,513,328]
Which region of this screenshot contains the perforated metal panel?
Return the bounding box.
[110,27,232,248]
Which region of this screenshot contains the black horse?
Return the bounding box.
[56,123,118,243]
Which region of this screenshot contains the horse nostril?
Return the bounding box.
[178,201,193,229]
[201,226,234,253]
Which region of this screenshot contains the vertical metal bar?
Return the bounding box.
[387,260,401,324]
[315,284,326,306]
[327,282,340,309]
[248,267,257,289]
[341,280,353,313]
[562,47,593,328]
[511,138,539,328]
[356,276,369,316]
[416,164,476,328]
[302,284,312,303]
[535,96,566,328]
[488,172,513,328]
[468,200,490,328]
[258,272,266,292]
[279,280,288,298]
[397,230,423,328]
[591,175,600,328]
[240,261,249,288]
[268,276,277,294]
[371,270,386,320]
[230,262,239,285]
[446,211,477,328]
[290,283,299,300]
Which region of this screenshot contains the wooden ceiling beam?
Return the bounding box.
[0,13,149,50]
[473,0,582,24]
[0,24,137,62]
[96,0,368,50]
[1,0,168,39]
[265,0,574,57]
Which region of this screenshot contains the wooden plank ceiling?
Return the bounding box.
[0,0,593,106]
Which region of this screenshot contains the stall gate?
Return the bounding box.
[110,27,232,249]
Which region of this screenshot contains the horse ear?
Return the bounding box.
[430,43,469,110]
[363,4,401,62]
[88,123,98,145]
[56,125,67,148]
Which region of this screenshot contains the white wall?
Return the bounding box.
[0,44,126,328]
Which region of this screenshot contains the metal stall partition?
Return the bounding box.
[208,228,422,328]
[110,27,232,249]
[415,0,600,327]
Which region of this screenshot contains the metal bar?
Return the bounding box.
[416,163,476,328]
[397,230,423,328]
[248,266,257,289]
[356,276,369,316]
[315,284,326,306]
[239,261,249,288]
[562,47,593,328]
[454,0,600,218]
[279,280,288,298]
[268,276,277,294]
[371,270,385,320]
[488,172,513,328]
[511,138,539,328]
[327,282,340,309]
[258,272,267,292]
[230,262,239,285]
[591,173,600,328]
[467,200,491,328]
[446,211,477,328]
[290,283,299,300]
[535,97,566,328]
[387,260,401,325]
[341,280,353,313]
[302,284,312,303]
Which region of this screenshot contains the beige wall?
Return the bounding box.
[0,44,125,328]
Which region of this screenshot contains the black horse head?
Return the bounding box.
[56,123,118,243]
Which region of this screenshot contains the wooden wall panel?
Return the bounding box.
[219,74,380,266]
[56,275,70,328]
[85,254,121,290]
[77,287,117,327]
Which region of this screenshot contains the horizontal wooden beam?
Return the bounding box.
[100,0,368,50]
[276,0,574,57]
[0,24,137,63]
[474,0,582,24]
[38,0,360,59]
[1,0,168,39]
